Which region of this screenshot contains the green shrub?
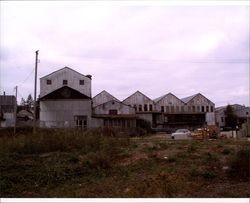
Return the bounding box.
[202,171,216,179]
[203,152,218,162]
[222,148,231,155]
[228,148,250,181]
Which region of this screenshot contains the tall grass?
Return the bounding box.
[0,128,130,155]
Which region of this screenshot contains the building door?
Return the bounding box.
[74,115,87,129]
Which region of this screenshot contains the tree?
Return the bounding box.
[224,105,238,129]
[20,94,34,110]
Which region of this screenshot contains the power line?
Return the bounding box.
[18,68,35,88]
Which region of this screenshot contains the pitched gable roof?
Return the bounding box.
[92,90,120,101]
[123,90,153,102]
[181,93,214,105]
[93,99,133,109]
[181,93,199,103]
[40,67,91,79]
[154,92,184,104]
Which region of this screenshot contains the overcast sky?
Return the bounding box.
[0,1,249,107]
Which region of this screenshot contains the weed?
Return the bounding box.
[159,143,169,149]
[189,168,199,177]
[228,148,250,181]
[222,148,231,155]
[203,152,218,162]
[202,171,216,179]
[168,156,177,163]
[187,142,198,153]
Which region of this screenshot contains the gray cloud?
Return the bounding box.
[0,3,249,107]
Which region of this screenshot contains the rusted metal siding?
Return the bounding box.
[92,91,119,107]
[93,100,135,115]
[40,67,91,98]
[123,91,154,112]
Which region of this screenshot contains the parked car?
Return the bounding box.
[171,129,191,140]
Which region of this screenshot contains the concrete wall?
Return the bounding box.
[123,91,154,112]
[92,91,119,107]
[40,67,91,98]
[40,99,91,128]
[93,100,135,115]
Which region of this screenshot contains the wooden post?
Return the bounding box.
[33,50,39,135]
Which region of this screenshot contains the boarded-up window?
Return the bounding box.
[79,80,84,85]
[192,106,195,112]
[149,104,153,111]
[181,106,184,112]
[171,106,174,113]
[144,104,148,111]
[109,110,118,115]
[166,106,169,113]
[63,80,68,85]
[139,105,142,112]
[188,106,191,112]
[176,106,179,112]
[47,80,52,85]
[161,106,164,112]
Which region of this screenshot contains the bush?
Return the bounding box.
[202,171,216,179]
[222,148,231,155]
[229,148,250,181]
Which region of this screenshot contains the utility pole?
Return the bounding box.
[33,50,39,135]
[14,86,17,135]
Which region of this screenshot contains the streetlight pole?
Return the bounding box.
[33,50,39,135]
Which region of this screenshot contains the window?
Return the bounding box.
[201,106,205,112]
[221,117,224,122]
[46,80,52,85]
[206,106,209,112]
[181,106,184,112]
[188,106,191,112]
[109,110,118,115]
[149,104,153,111]
[176,106,179,112]
[161,106,164,112]
[210,106,214,112]
[144,104,148,111]
[139,105,142,112]
[75,115,87,129]
[63,80,68,85]
[166,106,169,113]
[171,106,174,113]
[134,105,137,112]
[246,112,249,115]
[79,80,84,85]
[197,106,200,112]
[192,106,195,112]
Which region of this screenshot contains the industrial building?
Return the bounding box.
[0,93,16,127]
[39,67,216,130]
[39,67,92,128]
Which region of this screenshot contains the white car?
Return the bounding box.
[171,129,191,140]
